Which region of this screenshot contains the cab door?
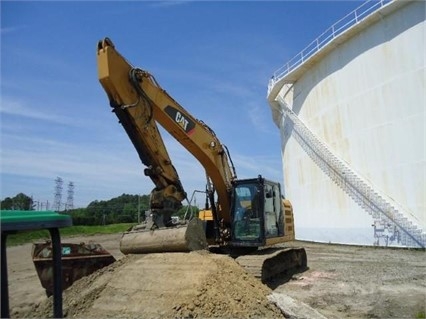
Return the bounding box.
[263,182,284,239]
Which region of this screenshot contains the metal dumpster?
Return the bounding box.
[32,241,116,296]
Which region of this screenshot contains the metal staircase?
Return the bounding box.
[275,97,425,248]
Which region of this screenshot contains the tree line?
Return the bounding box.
[1,192,199,226]
[0,193,35,211]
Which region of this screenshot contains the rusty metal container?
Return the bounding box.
[32,241,116,296]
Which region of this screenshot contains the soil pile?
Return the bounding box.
[26,251,283,318]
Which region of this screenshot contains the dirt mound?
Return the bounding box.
[26,251,283,318]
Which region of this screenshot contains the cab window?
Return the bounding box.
[232,184,261,242]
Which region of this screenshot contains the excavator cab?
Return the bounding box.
[230,176,285,247]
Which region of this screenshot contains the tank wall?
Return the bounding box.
[279,1,425,232]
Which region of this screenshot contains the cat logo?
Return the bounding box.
[165,105,196,135]
[175,111,189,131]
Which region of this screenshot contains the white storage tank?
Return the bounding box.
[267,0,425,247]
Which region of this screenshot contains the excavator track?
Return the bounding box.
[235,247,307,283]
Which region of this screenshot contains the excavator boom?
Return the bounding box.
[97,38,236,225]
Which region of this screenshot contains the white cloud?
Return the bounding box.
[1,26,27,34]
[247,102,277,134]
[149,0,193,8]
[210,81,254,98]
[0,130,210,207]
[1,99,283,207]
[0,98,73,125]
[231,153,283,182]
[2,134,137,180]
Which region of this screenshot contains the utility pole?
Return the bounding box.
[138,195,141,223]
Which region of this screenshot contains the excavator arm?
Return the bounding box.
[97,38,236,225]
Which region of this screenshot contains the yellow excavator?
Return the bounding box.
[97,38,306,282]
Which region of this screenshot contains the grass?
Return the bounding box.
[416,311,426,319]
[4,223,135,247]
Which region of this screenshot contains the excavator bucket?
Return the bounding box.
[120,218,208,254]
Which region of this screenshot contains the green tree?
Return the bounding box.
[0,197,13,210]
[69,208,97,225]
[0,193,34,210]
[84,193,151,225]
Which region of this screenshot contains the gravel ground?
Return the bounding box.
[5,234,426,318]
[271,241,426,319]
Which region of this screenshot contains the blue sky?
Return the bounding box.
[1,1,362,209]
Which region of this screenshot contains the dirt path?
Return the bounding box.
[5,234,426,318]
[6,233,281,318]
